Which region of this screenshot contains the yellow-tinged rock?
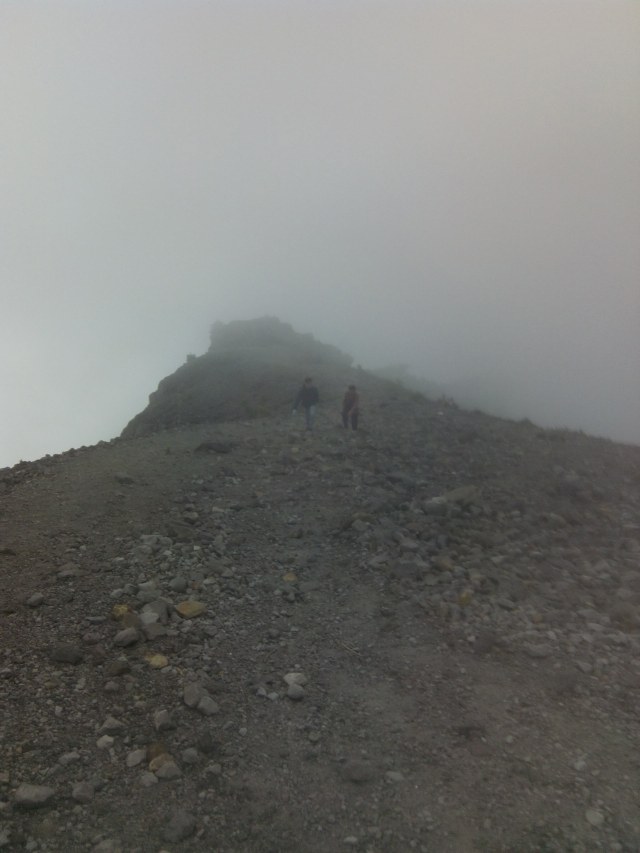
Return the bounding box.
[145,653,169,669]
[121,612,142,629]
[282,572,297,583]
[149,752,173,772]
[111,604,130,621]
[176,600,206,619]
[459,588,474,607]
[146,741,168,762]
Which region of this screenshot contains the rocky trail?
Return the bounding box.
[1,392,640,852]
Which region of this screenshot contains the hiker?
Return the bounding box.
[341,384,359,430]
[293,377,319,431]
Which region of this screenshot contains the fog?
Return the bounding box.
[1,1,638,468]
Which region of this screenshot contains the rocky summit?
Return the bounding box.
[1,319,640,853]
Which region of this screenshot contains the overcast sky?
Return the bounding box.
[1,1,638,467]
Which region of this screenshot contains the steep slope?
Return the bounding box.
[1,334,640,852]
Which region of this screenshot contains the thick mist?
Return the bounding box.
[1,1,638,468]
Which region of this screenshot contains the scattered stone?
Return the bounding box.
[14,783,55,808]
[183,683,204,708]
[113,627,139,647]
[120,611,142,629]
[287,683,305,701]
[145,653,169,669]
[162,810,197,843]
[143,623,168,641]
[99,716,126,735]
[153,709,175,732]
[155,761,182,780]
[49,643,84,665]
[181,748,200,765]
[524,643,553,659]
[4,340,640,850]
[175,600,206,619]
[169,576,188,593]
[72,781,95,803]
[385,771,405,783]
[126,749,146,768]
[105,660,131,677]
[283,671,308,686]
[585,808,605,827]
[111,603,131,621]
[197,695,219,716]
[142,599,170,624]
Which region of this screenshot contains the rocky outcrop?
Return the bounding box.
[121,317,363,439]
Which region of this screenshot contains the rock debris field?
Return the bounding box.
[1,394,640,852]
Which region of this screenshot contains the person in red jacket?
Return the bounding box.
[341,384,359,430]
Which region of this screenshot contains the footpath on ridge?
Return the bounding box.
[1,390,640,852]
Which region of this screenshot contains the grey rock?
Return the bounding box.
[142,599,170,624]
[585,808,605,827]
[139,772,158,787]
[113,627,139,647]
[163,810,197,843]
[143,623,168,641]
[126,749,146,768]
[385,770,405,783]
[197,695,219,716]
[169,576,189,593]
[49,643,84,665]
[155,760,182,780]
[72,781,95,803]
[153,709,175,732]
[26,593,45,608]
[283,671,308,686]
[287,683,305,701]
[181,747,200,765]
[524,643,553,659]
[99,716,126,735]
[183,683,204,708]
[14,783,56,808]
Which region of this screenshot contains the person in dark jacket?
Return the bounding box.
[293,377,319,430]
[342,384,359,430]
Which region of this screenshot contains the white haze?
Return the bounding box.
[1,1,638,468]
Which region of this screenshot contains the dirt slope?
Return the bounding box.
[1,385,640,852]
